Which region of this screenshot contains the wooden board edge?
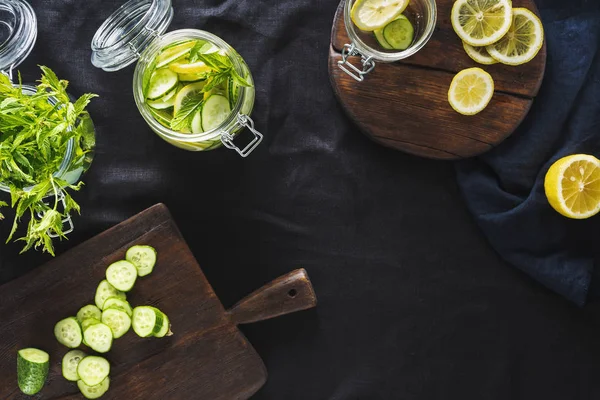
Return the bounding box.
[0,203,174,292]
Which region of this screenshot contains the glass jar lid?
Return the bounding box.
[91,0,173,71]
[0,0,37,75]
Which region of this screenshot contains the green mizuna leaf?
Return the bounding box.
[0,66,97,255]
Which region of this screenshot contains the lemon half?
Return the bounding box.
[448,67,494,115]
[544,154,600,219]
[351,0,409,31]
[451,0,513,47]
[486,8,544,66]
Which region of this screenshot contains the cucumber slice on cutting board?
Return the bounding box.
[132,306,166,337]
[383,15,414,50]
[201,94,231,131]
[102,308,131,339]
[106,260,138,292]
[103,297,133,317]
[55,317,83,348]
[77,305,102,324]
[95,280,126,310]
[78,377,110,399]
[83,323,113,353]
[62,350,87,381]
[146,68,179,100]
[17,348,49,395]
[126,245,158,277]
[77,356,110,387]
[154,311,172,338]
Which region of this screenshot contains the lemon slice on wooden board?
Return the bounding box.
[451,0,513,47]
[351,0,409,31]
[544,154,600,219]
[448,67,494,115]
[486,8,544,66]
[462,42,498,65]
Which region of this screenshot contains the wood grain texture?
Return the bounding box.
[329,0,546,159]
[0,204,317,400]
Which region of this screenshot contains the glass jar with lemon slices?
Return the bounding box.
[338,0,437,81]
[91,0,262,156]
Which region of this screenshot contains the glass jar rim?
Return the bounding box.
[132,29,253,142]
[91,0,173,71]
[343,0,437,62]
[0,85,75,194]
[0,0,37,74]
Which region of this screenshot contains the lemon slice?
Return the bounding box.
[451,0,513,47]
[462,42,498,65]
[351,0,409,31]
[168,61,212,75]
[448,67,494,115]
[486,8,544,66]
[544,154,600,219]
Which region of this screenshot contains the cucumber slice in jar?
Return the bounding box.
[78,376,110,399]
[105,260,138,292]
[62,350,87,381]
[83,323,113,353]
[382,15,414,50]
[178,73,207,82]
[17,348,49,395]
[77,356,110,387]
[101,308,131,339]
[155,40,196,68]
[125,245,157,277]
[374,27,393,49]
[55,317,83,348]
[132,306,165,338]
[95,280,126,310]
[148,107,173,129]
[77,305,102,324]
[102,297,133,317]
[146,68,179,100]
[201,95,231,131]
[147,95,176,110]
[191,110,203,134]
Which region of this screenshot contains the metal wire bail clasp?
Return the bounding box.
[221,114,263,158]
[338,43,375,82]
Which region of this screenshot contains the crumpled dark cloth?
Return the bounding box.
[456,0,600,305]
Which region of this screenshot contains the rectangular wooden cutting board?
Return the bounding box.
[0,204,316,399]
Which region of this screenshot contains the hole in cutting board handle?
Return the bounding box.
[228,268,317,325]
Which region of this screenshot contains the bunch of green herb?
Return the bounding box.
[169,43,251,131]
[0,66,97,255]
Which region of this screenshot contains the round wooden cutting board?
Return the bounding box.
[328,0,546,160]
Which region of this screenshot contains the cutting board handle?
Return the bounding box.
[228,268,317,325]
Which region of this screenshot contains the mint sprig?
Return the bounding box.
[0,66,97,255]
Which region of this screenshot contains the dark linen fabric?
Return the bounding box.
[2,1,600,399]
[456,0,600,306]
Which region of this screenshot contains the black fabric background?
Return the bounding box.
[2,0,600,399]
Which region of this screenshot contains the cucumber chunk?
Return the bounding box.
[102,297,133,317]
[62,350,87,381]
[201,94,231,131]
[154,311,173,338]
[55,317,83,348]
[102,308,132,339]
[77,356,110,387]
[17,348,49,395]
[132,306,165,338]
[95,280,126,310]
[78,377,110,399]
[83,323,113,353]
[146,68,179,100]
[126,245,158,277]
[77,305,102,324]
[382,15,414,50]
[106,260,138,292]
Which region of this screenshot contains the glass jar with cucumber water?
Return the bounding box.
[338,0,437,81]
[91,0,262,156]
